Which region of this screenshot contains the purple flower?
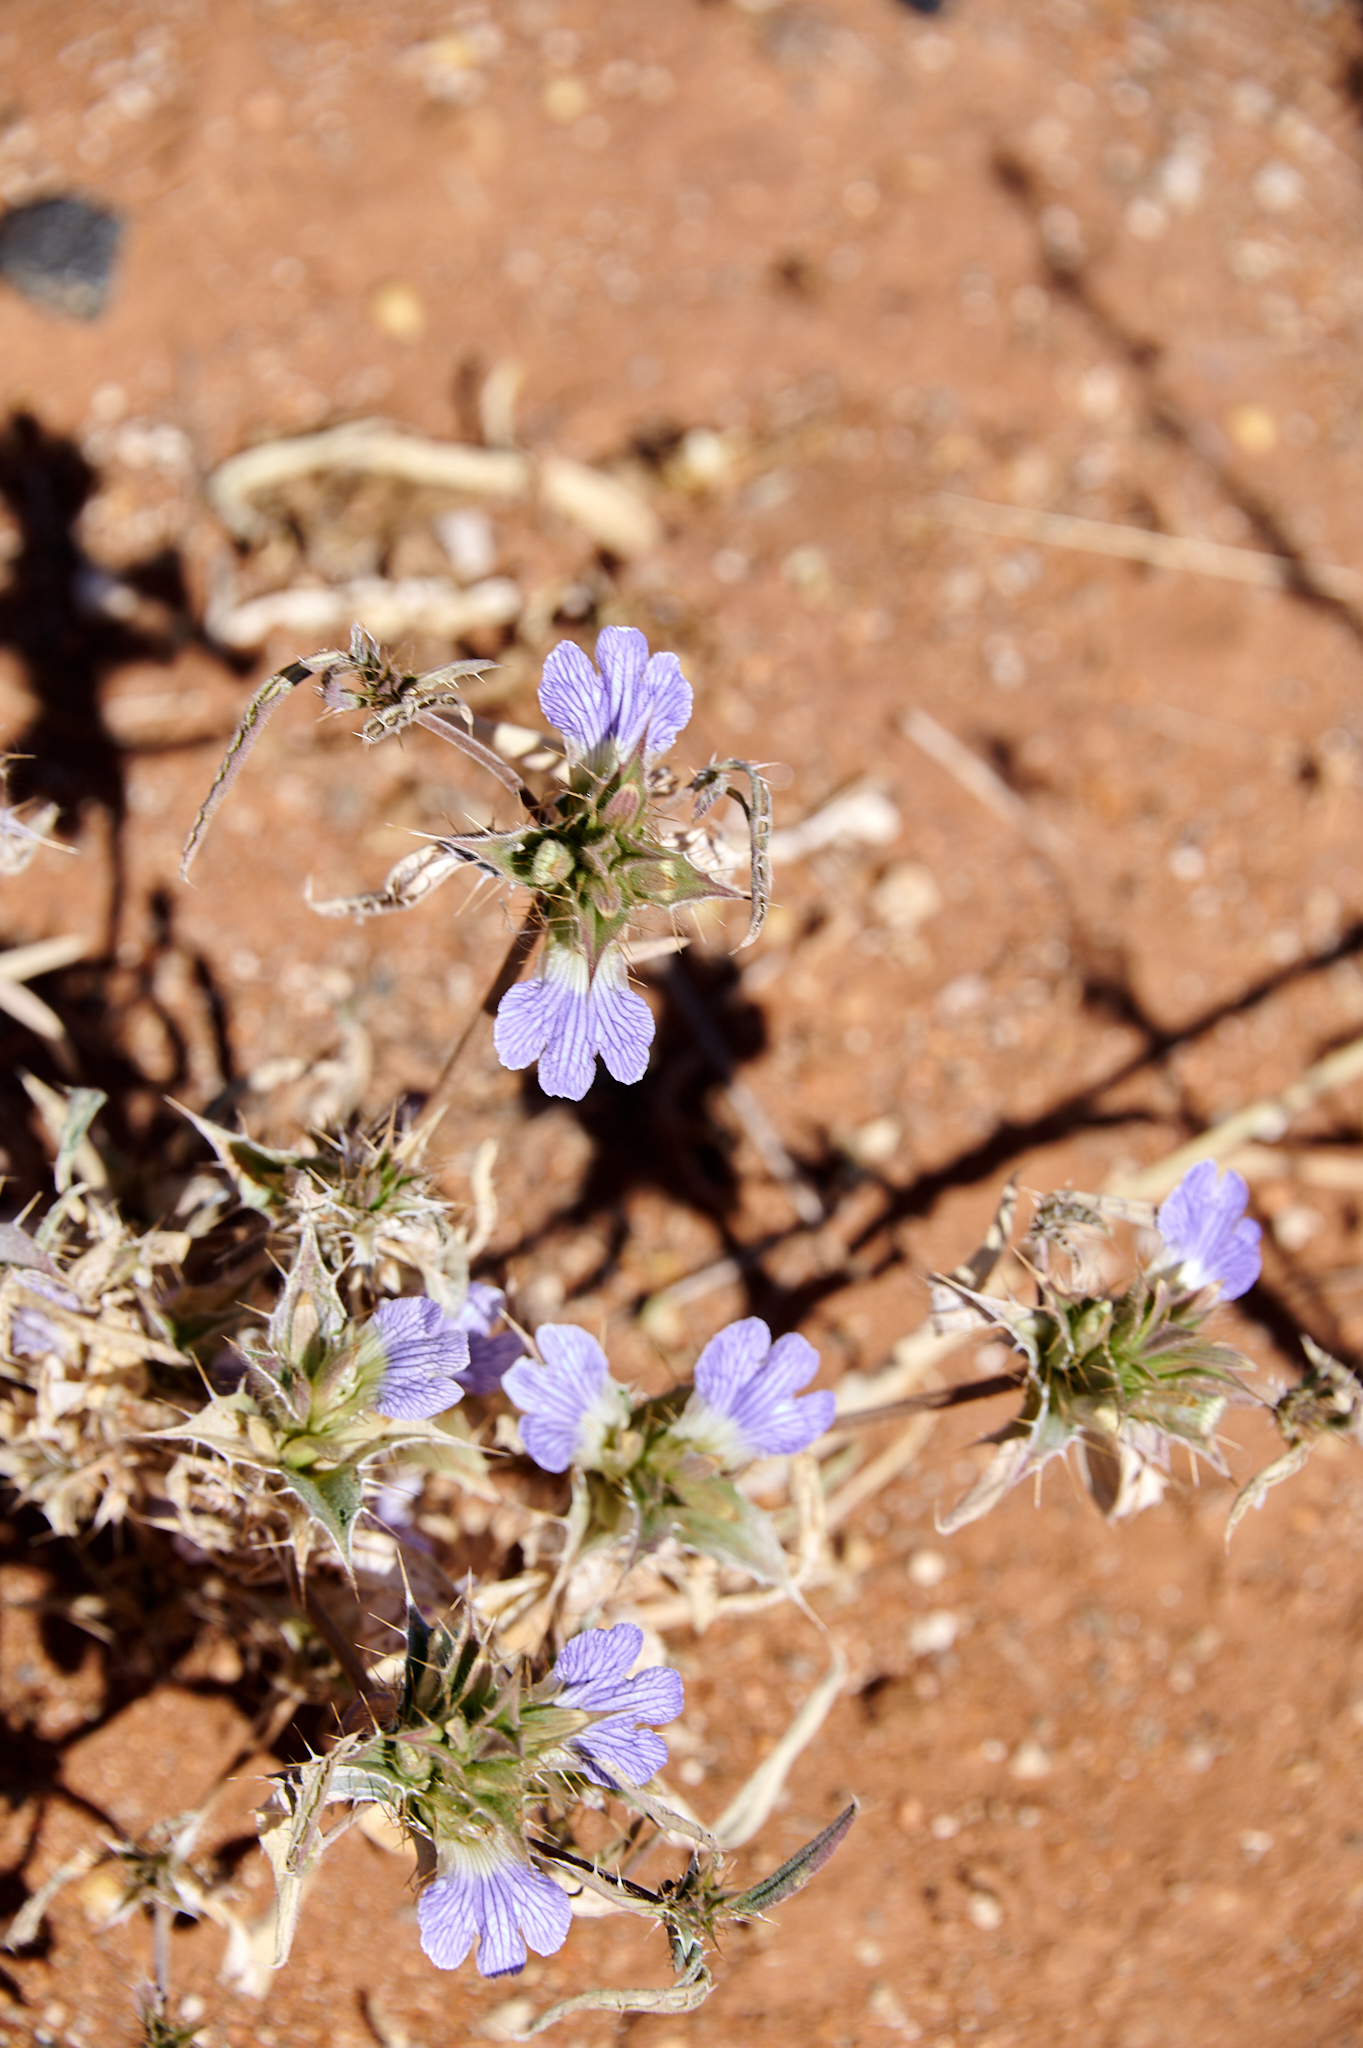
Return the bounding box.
[672,1317,835,1468]
[539,625,692,768]
[494,939,652,1101]
[550,1623,683,1787]
[503,1324,632,1473]
[417,1832,571,1976]
[370,1297,469,1419]
[450,1282,527,1397]
[1156,1161,1261,1302]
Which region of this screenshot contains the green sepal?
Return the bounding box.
[268,1222,348,1374]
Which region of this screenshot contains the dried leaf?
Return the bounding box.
[1225,1444,1310,1543]
[257,1743,367,1967]
[519,1960,710,2036]
[171,1101,295,1213]
[305,841,492,921]
[690,759,773,948]
[181,661,314,880]
[3,1846,99,1951]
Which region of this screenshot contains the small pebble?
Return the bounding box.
[435,508,497,582]
[1009,1739,1052,1781]
[1253,160,1303,213]
[368,280,426,340]
[967,1889,1004,1931]
[871,862,942,932]
[480,1995,537,2041]
[909,1610,959,1655]
[0,195,121,318]
[1227,403,1277,455]
[1271,1203,1323,1253]
[907,1547,948,1588]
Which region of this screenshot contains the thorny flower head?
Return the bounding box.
[182,625,773,1102]
[488,627,746,1099]
[503,1316,830,1586]
[932,1168,1261,1534]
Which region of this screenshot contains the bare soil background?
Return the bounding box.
[3,1,1363,2045]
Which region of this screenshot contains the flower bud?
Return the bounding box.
[601,782,644,828]
[531,836,576,889]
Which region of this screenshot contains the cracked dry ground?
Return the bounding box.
[3,1,1363,2044]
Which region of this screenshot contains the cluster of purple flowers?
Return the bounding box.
[416,1621,683,1976]
[504,1313,835,1474]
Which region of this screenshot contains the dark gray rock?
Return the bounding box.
[0,196,123,319]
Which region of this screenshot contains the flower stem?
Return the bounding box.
[419,900,544,1126]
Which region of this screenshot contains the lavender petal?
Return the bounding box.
[735,1386,836,1457]
[574,1718,669,1787]
[493,976,553,1073]
[539,638,611,755]
[693,1317,773,1414]
[636,649,693,757]
[372,1297,470,1420]
[475,1869,529,1978]
[553,1621,640,1695]
[535,955,597,1101]
[1157,1161,1261,1300]
[417,1872,479,1971]
[590,955,654,1085]
[594,624,650,752]
[459,1328,527,1397]
[452,1281,505,1336]
[504,1324,612,1473]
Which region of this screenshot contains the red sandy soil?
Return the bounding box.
[3,1,1363,2044]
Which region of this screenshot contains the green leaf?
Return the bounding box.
[281,1463,364,1569]
[721,1800,858,1918]
[668,1474,791,1587]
